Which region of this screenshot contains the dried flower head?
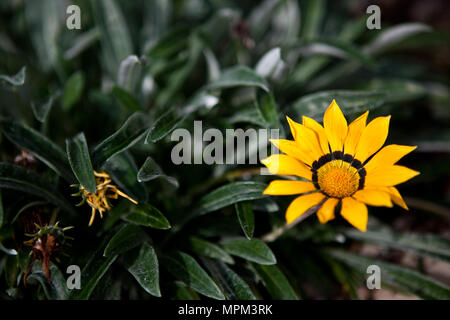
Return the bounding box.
[23,222,73,284]
[71,171,138,226]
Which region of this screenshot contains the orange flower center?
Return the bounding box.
[317,160,360,198]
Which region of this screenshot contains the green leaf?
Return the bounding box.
[137,156,179,187]
[124,203,171,230]
[62,71,85,111]
[0,120,74,181]
[103,152,148,203]
[66,132,96,193]
[125,244,161,297]
[117,55,142,94]
[24,0,63,71]
[4,254,18,289]
[365,23,432,55]
[161,251,225,300]
[74,254,118,300]
[155,34,203,107]
[195,182,268,215]
[92,0,133,76]
[235,202,255,240]
[64,28,100,60]
[146,92,218,142]
[112,86,142,112]
[103,224,148,257]
[342,228,450,262]
[169,281,200,300]
[140,0,172,52]
[291,90,387,120]
[252,264,299,300]
[325,249,450,300]
[28,261,68,300]
[255,47,283,78]
[221,237,276,265]
[0,66,26,86]
[0,163,75,215]
[256,91,281,129]
[201,258,257,300]
[300,0,325,40]
[366,79,427,103]
[91,112,149,167]
[31,92,58,123]
[188,237,234,264]
[297,40,376,67]
[228,107,267,127]
[208,66,270,92]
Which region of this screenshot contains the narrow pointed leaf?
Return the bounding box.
[189,237,234,264]
[124,203,170,230]
[146,92,218,142]
[221,237,276,265]
[291,90,386,120]
[0,66,26,86]
[195,182,268,215]
[66,132,96,193]
[73,254,118,300]
[208,65,270,92]
[325,249,450,300]
[137,156,179,187]
[0,163,75,215]
[91,112,149,167]
[201,258,257,300]
[62,71,85,111]
[252,264,299,300]
[0,120,74,181]
[31,92,59,123]
[103,224,148,257]
[161,251,225,300]
[342,228,450,262]
[235,202,255,240]
[125,244,161,297]
[112,86,142,112]
[365,23,432,55]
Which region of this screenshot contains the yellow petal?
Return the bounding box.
[261,154,312,180]
[263,180,316,195]
[343,111,368,156]
[365,165,420,187]
[286,118,324,161]
[323,100,348,152]
[302,116,330,154]
[354,116,391,162]
[353,189,393,207]
[386,186,408,210]
[340,197,368,232]
[317,198,339,223]
[364,144,417,173]
[285,192,325,223]
[270,139,315,166]
[286,116,301,141]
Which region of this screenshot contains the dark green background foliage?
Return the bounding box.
[0,0,449,300]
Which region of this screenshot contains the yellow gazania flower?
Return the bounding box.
[261,100,419,232]
[72,171,138,226]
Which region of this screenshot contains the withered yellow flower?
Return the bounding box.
[73,171,138,226]
[261,100,419,231]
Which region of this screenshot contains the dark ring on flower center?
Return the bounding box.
[311,152,366,192]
